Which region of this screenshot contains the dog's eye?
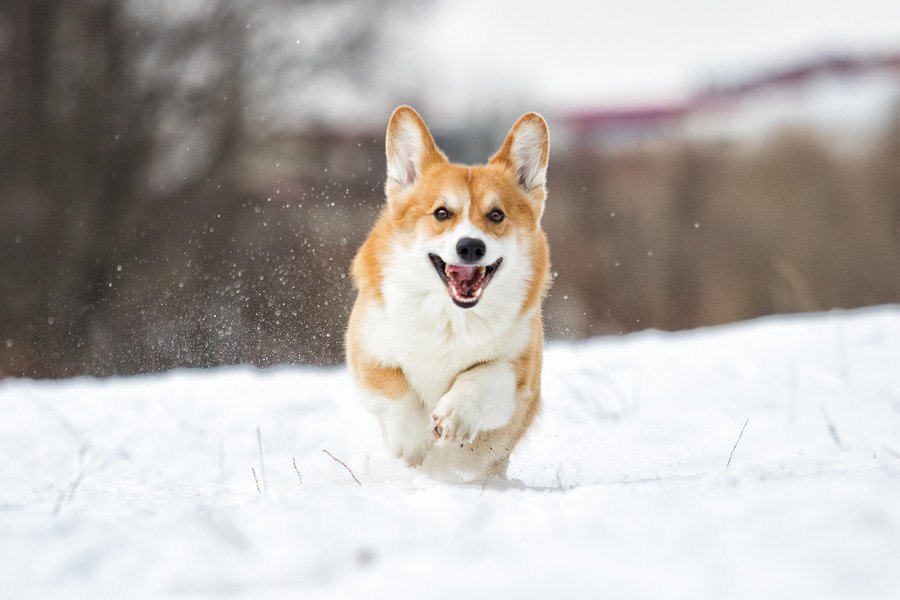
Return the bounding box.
[433,207,452,221]
[488,209,505,223]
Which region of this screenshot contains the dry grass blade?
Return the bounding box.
[726,418,750,468]
[53,445,100,516]
[256,426,267,494]
[251,467,261,494]
[292,457,302,485]
[53,471,86,516]
[819,404,845,450]
[322,449,361,485]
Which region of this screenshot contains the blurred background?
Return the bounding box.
[1,0,899,378]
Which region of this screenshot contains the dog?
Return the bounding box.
[346,106,550,480]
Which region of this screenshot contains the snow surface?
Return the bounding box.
[2,307,900,599]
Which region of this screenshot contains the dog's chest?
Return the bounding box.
[362,297,529,405]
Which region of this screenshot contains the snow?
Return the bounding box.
[2,306,900,599]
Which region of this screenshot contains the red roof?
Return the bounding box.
[563,51,900,132]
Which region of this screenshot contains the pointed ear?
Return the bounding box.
[490,112,549,198]
[385,106,446,196]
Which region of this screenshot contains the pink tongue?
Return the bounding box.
[446,265,479,281]
[446,265,480,293]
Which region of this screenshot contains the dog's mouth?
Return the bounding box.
[429,254,502,309]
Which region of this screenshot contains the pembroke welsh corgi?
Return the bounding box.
[346,106,550,480]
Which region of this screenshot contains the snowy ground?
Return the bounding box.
[2,307,900,599]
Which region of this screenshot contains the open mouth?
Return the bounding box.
[429,254,502,308]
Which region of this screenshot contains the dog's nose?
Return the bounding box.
[456,237,486,263]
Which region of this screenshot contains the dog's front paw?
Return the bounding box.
[384,422,432,467]
[392,437,430,467]
[432,393,481,446]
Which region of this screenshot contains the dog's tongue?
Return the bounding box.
[446,264,481,294]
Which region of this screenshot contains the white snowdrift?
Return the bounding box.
[2,307,900,599]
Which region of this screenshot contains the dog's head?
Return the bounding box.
[356,107,550,315]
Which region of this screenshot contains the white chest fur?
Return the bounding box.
[360,247,533,406]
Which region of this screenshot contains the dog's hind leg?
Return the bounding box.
[487,455,510,479]
[420,427,517,481]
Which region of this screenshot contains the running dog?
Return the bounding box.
[346,106,550,480]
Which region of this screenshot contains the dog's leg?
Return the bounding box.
[431,360,516,446]
[487,454,510,479]
[361,389,432,467]
[377,392,433,467]
[352,355,433,467]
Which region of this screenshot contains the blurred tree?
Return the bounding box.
[0,0,403,376]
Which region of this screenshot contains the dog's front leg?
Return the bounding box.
[374,391,433,467]
[431,360,516,445]
[352,355,433,467]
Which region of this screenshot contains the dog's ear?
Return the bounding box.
[490,113,549,201]
[385,106,447,197]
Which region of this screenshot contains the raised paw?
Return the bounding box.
[431,396,481,446]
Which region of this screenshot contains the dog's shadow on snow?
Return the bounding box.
[454,477,572,493]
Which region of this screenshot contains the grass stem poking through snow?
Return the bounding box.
[322,449,361,485]
[53,445,99,516]
[251,467,261,494]
[293,457,302,485]
[726,418,750,468]
[819,404,845,450]
[53,470,86,516]
[256,426,268,494]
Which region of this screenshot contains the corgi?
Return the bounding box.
[346,106,550,481]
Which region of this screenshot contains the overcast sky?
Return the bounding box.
[372,0,900,125]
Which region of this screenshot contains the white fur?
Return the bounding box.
[361,390,432,466]
[432,360,517,446]
[440,191,465,213]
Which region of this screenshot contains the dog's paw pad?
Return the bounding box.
[431,403,480,446]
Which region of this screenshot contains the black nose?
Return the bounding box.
[456,237,486,263]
